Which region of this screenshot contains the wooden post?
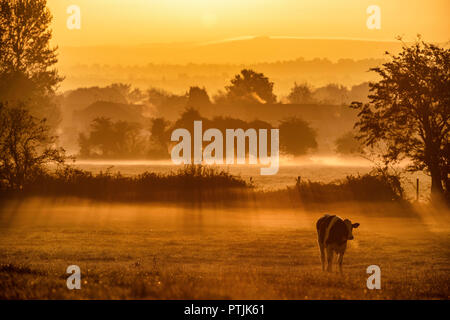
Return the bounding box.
[416,178,419,201]
[296,176,301,192]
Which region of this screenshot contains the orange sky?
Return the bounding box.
[47,0,450,46]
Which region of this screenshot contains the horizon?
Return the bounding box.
[57,36,428,48]
[48,0,450,47]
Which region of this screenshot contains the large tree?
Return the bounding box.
[0,0,62,127]
[187,86,211,108]
[79,118,145,158]
[351,39,449,200]
[224,69,277,104]
[279,117,317,156]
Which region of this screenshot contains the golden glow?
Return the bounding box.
[47,0,450,46]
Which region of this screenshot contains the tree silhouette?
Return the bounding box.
[225,69,277,104]
[279,117,317,156]
[0,103,65,190]
[79,118,144,158]
[335,131,364,155]
[0,0,62,127]
[287,82,315,104]
[187,86,211,108]
[149,117,171,159]
[351,39,449,201]
[314,83,348,105]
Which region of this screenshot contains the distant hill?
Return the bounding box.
[58,37,408,66]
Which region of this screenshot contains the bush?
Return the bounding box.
[2,163,405,205]
[16,165,251,203]
[293,168,404,202]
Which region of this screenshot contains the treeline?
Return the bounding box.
[78,108,318,159]
[61,70,364,157]
[61,76,370,121]
[0,101,401,203]
[0,162,406,205]
[9,165,251,203]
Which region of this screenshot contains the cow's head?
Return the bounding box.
[343,219,360,240]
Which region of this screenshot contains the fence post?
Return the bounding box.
[296,176,301,193]
[416,178,419,201]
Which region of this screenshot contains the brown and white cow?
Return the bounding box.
[316,214,360,273]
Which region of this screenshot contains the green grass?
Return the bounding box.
[0,199,448,299]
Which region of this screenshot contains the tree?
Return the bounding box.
[348,82,370,104]
[279,117,317,156]
[148,117,171,159]
[147,87,188,119]
[287,82,315,104]
[224,69,277,104]
[314,83,349,105]
[351,39,449,200]
[0,0,62,127]
[79,118,144,158]
[187,86,211,108]
[0,103,65,190]
[335,131,364,155]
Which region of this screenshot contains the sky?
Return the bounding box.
[47,0,450,47]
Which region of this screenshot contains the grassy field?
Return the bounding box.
[0,198,448,299]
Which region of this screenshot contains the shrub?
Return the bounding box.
[294,168,404,202]
[18,165,250,203]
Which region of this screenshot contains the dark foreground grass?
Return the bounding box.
[0,200,448,299]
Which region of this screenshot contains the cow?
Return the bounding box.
[316,214,360,273]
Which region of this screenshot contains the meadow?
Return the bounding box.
[0,198,448,299]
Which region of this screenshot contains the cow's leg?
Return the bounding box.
[338,252,344,274]
[318,241,325,271]
[326,246,334,272]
